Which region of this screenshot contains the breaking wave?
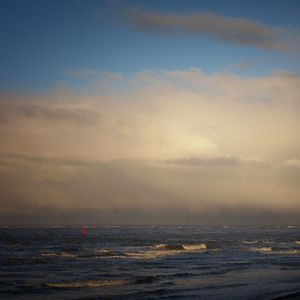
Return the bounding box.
[121,243,214,259]
[242,240,259,244]
[153,243,214,251]
[251,247,273,253]
[41,252,76,258]
[94,249,124,258]
[183,243,207,250]
[250,247,298,254]
[41,242,219,261]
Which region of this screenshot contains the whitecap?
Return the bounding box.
[153,244,167,250]
[272,250,298,255]
[95,249,125,258]
[41,252,76,258]
[242,240,258,244]
[183,243,207,250]
[153,243,208,251]
[251,247,273,253]
[250,247,298,255]
[125,251,169,259]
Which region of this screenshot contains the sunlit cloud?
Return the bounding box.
[0,68,300,223]
[283,158,300,168]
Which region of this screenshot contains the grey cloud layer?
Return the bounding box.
[0,101,100,125]
[123,9,290,52]
[164,156,267,167]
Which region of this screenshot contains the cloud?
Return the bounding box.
[1,68,300,162]
[164,155,240,166]
[61,69,124,81]
[283,158,300,168]
[163,155,267,167]
[0,101,100,125]
[123,9,293,52]
[1,68,300,223]
[231,58,263,70]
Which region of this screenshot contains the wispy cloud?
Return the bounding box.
[61,70,124,81]
[0,101,100,125]
[163,155,267,167]
[122,8,294,52]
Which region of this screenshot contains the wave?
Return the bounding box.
[41,250,125,259]
[272,250,298,255]
[41,243,218,262]
[251,247,273,253]
[96,249,124,257]
[46,279,128,289]
[125,251,169,259]
[153,243,213,251]
[124,243,210,260]
[153,244,185,250]
[242,240,259,244]
[295,241,300,244]
[41,252,76,258]
[242,240,275,245]
[97,247,181,260]
[183,243,207,250]
[41,249,166,260]
[250,247,298,255]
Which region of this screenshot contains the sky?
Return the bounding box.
[0,0,300,224]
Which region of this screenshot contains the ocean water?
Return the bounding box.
[0,225,300,300]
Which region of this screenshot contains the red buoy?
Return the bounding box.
[82,227,87,236]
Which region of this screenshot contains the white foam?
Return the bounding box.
[125,251,169,259]
[272,250,298,255]
[183,243,207,250]
[251,247,272,253]
[153,243,207,251]
[41,252,76,258]
[125,243,208,260]
[250,247,298,255]
[153,244,166,249]
[242,240,258,244]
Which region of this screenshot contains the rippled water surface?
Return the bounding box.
[1,225,300,299]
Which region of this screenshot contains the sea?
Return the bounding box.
[0,225,300,300]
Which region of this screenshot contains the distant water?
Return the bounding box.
[1,225,300,300]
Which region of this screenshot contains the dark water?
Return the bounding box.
[1,225,300,300]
